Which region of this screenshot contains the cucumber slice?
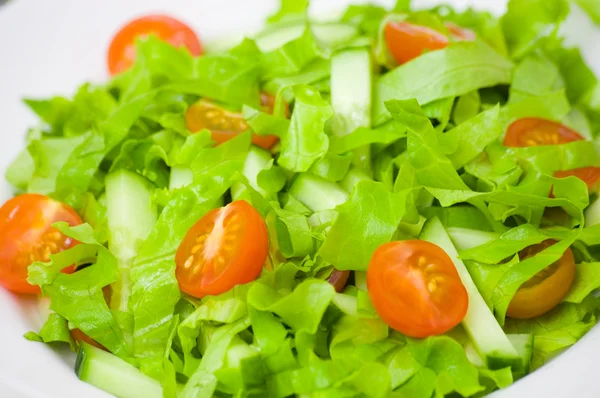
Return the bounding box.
[288,173,349,212]
[105,170,157,312]
[508,333,534,377]
[585,197,600,227]
[169,166,194,190]
[420,218,519,369]
[331,48,372,173]
[340,168,371,193]
[75,343,162,398]
[446,227,500,250]
[231,145,272,200]
[255,22,358,52]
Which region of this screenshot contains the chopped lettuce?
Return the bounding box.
[9,0,600,397]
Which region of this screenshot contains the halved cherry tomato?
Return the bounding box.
[0,194,82,294]
[186,93,283,150]
[445,22,477,41]
[175,200,268,298]
[504,118,600,191]
[504,118,584,147]
[385,21,475,65]
[507,241,575,319]
[367,240,468,338]
[327,270,350,293]
[108,15,203,75]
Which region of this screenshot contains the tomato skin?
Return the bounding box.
[327,270,350,293]
[108,15,202,75]
[504,118,600,191]
[186,93,281,150]
[445,22,476,41]
[385,21,474,65]
[385,22,449,65]
[176,200,268,298]
[554,167,600,192]
[504,118,584,147]
[0,194,82,294]
[507,241,576,319]
[367,240,468,338]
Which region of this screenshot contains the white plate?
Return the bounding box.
[0,0,598,397]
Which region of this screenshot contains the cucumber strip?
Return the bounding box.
[169,166,194,190]
[255,22,358,52]
[105,170,157,312]
[231,146,272,200]
[420,218,519,369]
[585,197,600,226]
[508,333,534,376]
[288,173,349,212]
[331,48,372,174]
[75,342,163,398]
[446,227,500,250]
[340,168,371,193]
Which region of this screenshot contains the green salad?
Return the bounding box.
[3,0,600,397]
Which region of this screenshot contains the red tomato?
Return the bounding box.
[327,270,350,293]
[175,200,268,298]
[185,93,282,150]
[445,22,476,41]
[0,194,82,294]
[504,118,584,147]
[507,241,575,319]
[367,240,468,338]
[107,15,203,75]
[384,21,474,65]
[504,118,600,191]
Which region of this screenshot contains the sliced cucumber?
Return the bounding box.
[105,170,157,312]
[446,227,499,250]
[255,21,358,52]
[340,168,371,193]
[231,145,272,200]
[288,173,349,212]
[331,48,372,173]
[169,166,194,190]
[420,218,519,369]
[508,333,534,377]
[75,343,162,398]
[585,196,600,227]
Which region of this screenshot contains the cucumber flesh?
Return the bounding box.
[446,227,500,250]
[105,170,157,312]
[255,22,358,52]
[231,146,272,200]
[508,333,534,377]
[169,166,194,190]
[288,173,349,212]
[340,168,371,193]
[420,218,519,369]
[585,197,600,226]
[331,48,372,174]
[75,343,162,398]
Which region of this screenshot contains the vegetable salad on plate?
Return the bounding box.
[2,0,600,397]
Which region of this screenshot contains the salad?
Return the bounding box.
[2,0,600,397]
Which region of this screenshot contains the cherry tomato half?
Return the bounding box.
[108,14,203,75]
[504,118,600,191]
[327,270,350,293]
[186,93,282,150]
[507,241,575,319]
[175,200,268,298]
[367,240,468,338]
[0,194,82,294]
[385,21,474,65]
